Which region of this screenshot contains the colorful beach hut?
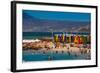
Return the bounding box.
[66,35,71,43]
[62,33,65,42]
[87,35,91,44]
[58,35,62,42]
[71,35,74,43]
[74,35,83,44]
[74,35,79,44]
[54,34,58,42]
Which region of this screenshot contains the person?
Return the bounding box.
[48,56,52,60]
[67,51,70,56]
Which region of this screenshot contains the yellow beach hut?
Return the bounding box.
[54,34,58,42]
[74,35,79,44]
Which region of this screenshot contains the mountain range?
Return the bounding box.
[23,12,90,33]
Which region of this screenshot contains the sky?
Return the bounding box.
[23,10,91,22]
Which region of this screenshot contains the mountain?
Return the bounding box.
[23,13,90,32]
[77,25,90,32]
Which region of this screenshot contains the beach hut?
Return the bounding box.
[54,34,58,42]
[84,36,87,44]
[58,34,62,42]
[66,36,68,43]
[87,35,91,44]
[74,35,80,47]
[74,35,84,44]
[71,35,74,43]
[54,35,56,42]
[80,35,85,44]
[69,35,71,43]
[66,35,71,43]
[74,35,79,44]
[62,33,65,42]
[64,35,67,43]
[79,36,83,44]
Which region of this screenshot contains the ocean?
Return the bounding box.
[23,32,90,39]
[23,50,90,62]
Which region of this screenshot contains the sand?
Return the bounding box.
[23,39,90,54]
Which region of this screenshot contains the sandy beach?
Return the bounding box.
[22,39,91,54]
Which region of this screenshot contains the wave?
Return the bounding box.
[23,39,40,43]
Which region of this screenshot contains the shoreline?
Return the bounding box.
[23,39,40,43]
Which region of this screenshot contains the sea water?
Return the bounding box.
[23,50,90,62]
[23,32,89,39]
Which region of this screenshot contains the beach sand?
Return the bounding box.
[22,39,90,54]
